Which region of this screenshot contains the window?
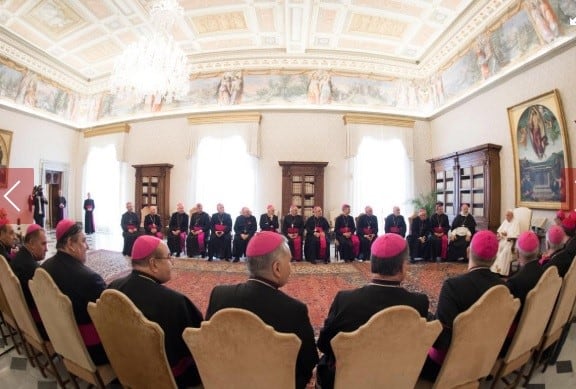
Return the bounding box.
[352,136,411,222]
[195,135,256,216]
[84,144,121,234]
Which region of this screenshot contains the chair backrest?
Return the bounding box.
[503,266,562,363]
[331,306,441,389]
[87,289,177,389]
[29,268,97,372]
[182,308,301,389]
[140,206,150,228]
[434,285,520,388]
[545,259,576,338]
[0,255,43,343]
[0,273,17,326]
[513,207,532,233]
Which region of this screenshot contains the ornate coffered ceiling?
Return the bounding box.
[0,0,517,93]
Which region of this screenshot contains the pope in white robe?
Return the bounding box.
[491,210,521,276]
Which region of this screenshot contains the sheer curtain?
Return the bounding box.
[349,125,413,224]
[195,135,257,217]
[84,144,121,234]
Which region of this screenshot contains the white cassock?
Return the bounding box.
[491,218,521,276]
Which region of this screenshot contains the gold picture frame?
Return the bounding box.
[508,90,571,209]
[0,129,13,188]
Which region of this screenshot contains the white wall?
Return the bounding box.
[430,44,576,223]
[0,107,79,219]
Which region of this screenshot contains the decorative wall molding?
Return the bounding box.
[187,112,262,125]
[83,123,130,138]
[343,113,414,128]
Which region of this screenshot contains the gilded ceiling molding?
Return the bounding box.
[187,112,262,125]
[83,123,130,138]
[343,114,414,128]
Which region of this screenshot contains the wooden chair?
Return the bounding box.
[523,258,576,384]
[0,280,25,355]
[183,308,301,389]
[331,306,441,389]
[490,266,562,388]
[29,268,116,388]
[87,289,177,389]
[0,255,68,387]
[416,285,520,389]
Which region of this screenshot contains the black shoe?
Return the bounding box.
[175,253,180,258]
[233,258,240,263]
[207,258,213,262]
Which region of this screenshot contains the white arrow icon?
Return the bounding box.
[4,180,20,212]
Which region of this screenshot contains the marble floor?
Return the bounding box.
[1,230,575,388]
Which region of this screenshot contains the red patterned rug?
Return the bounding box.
[86,250,468,334]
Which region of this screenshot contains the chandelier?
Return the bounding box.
[110,0,189,104]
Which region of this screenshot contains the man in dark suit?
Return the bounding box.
[357,205,379,261]
[408,208,431,261]
[41,219,108,365]
[208,203,233,261]
[421,230,504,381]
[10,224,49,339]
[120,201,140,256]
[317,233,430,389]
[206,231,318,389]
[109,235,203,388]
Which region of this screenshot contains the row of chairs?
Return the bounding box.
[0,253,575,388]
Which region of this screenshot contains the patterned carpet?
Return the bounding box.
[86,250,468,334]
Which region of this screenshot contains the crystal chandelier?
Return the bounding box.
[110,0,189,104]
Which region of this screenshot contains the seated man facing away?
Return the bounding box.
[421,230,504,381]
[108,235,203,388]
[206,232,318,389]
[42,219,108,365]
[10,224,49,339]
[502,231,543,353]
[543,217,575,277]
[317,233,430,389]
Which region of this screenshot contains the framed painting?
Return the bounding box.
[508,89,571,209]
[0,129,13,188]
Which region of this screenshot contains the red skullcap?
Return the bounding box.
[547,225,565,245]
[342,204,350,210]
[267,204,274,210]
[556,210,566,221]
[26,224,42,236]
[470,230,498,261]
[371,233,407,259]
[56,219,77,241]
[517,231,539,253]
[562,217,576,231]
[246,231,284,257]
[132,235,162,260]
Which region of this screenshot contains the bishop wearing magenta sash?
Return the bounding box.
[304,206,330,264]
[282,204,304,261]
[335,204,359,262]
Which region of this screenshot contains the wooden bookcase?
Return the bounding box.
[279,161,328,219]
[133,164,173,227]
[427,144,501,231]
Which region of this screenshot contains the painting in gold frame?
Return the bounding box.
[0,129,13,188]
[508,89,571,210]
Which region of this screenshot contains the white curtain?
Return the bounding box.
[194,135,257,217]
[84,144,121,234]
[349,125,413,224]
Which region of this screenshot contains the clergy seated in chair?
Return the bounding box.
[503,231,543,354]
[206,232,318,389]
[168,203,188,258]
[108,235,203,388]
[121,202,141,257]
[428,202,450,261]
[144,206,163,239]
[421,230,505,381]
[407,208,431,261]
[542,215,576,277]
[317,233,429,389]
[356,206,379,261]
[186,203,210,258]
[384,206,406,237]
[491,210,520,276]
[304,206,330,264]
[446,203,476,261]
[334,204,360,262]
[282,205,304,261]
[208,203,233,261]
[232,207,257,262]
